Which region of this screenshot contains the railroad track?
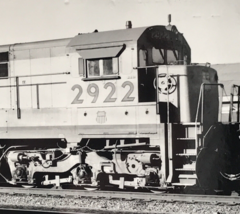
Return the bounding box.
[0,187,239,205]
[0,207,170,214]
[0,208,84,214]
[0,208,105,214]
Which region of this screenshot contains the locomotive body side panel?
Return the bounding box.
[0,33,162,143]
[11,45,72,109]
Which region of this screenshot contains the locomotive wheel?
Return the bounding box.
[84,187,98,191]
[22,185,35,188]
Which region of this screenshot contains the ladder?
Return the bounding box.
[170,82,223,187]
[171,122,201,186]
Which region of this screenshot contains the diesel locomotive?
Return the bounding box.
[0,20,239,194]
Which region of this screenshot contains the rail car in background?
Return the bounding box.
[0,19,239,194]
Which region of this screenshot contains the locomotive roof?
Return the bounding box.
[0,25,189,52]
[0,38,71,52]
[68,25,170,48]
[0,26,150,52]
[68,27,147,48]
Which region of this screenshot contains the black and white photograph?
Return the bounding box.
[0,0,240,214]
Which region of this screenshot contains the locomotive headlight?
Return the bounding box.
[8,152,19,162]
[8,152,31,163]
[9,152,28,162]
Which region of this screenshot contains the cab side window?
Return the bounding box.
[78,45,124,80]
[87,59,100,76]
[86,58,118,78]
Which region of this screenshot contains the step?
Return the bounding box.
[183,163,196,168]
[177,153,196,156]
[178,179,196,185]
[175,168,195,171]
[177,149,197,156]
[179,174,197,185]
[172,182,194,186]
[173,122,201,126]
[181,122,201,126]
[176,163,196,171]
[177,138,196,141]
[179,174,197,179]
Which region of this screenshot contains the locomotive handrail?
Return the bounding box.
[16,77,20,119]
[202,125,215,147]
[229,84,240,122]
[0,81,66,88]
[0,72,70,118]
[195,83,224,124]
[0,71,70,80]
[195,83,224,148]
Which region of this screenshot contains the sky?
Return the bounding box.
[0,0,240,64]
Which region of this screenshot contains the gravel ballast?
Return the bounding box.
[0,193,239,214]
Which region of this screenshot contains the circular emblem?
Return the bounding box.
[154,74,177,95]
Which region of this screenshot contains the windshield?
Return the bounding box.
[138,26,191,66]
[139,47,179,66]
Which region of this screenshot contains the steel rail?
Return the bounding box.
[0,207,164,214]
[0,187,239,205]
[0,208,95,214]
